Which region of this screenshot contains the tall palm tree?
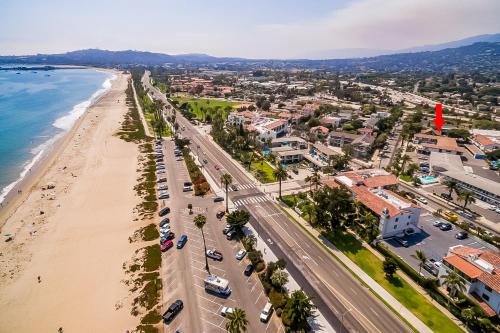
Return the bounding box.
[310,170,321,191]
[273,164,288,200]
[415,250,427,274]
[444,180,458,199]
[240,152,253,170]
[220,173,233,213]
[225,308,248,333]
[441,271,466,304]
[400,154,412,174]
[304,175,312,193]
[193,214,210,274]
[458,190,476,211]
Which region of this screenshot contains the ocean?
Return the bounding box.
[0,67,114,203]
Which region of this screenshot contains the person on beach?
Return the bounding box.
[37,276,41,283]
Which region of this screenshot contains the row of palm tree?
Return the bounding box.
[444,180,476,211]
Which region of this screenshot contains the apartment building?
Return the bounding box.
[442,171,500,207]
[414,133,465,155]
[439,245,500,317]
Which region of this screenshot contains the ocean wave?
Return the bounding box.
[0,73,117,204]
[52,74,116,131]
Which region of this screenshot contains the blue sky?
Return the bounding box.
[1,0,499,58]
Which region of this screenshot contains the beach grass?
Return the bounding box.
[172,96,239,121]
[323,230,463,333]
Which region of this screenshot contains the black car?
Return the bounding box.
[159,218,170,227]
[183,181,192,187]
[216,211,225,219]
[244,264,254,276]
[160,232,175,243]
[163,300,183,323]
[159,207,171,217]
[226,230,236,240]
[440,223,452,231]
[440,193,452,201]
[214,196,224,202]
[455,231,468,240]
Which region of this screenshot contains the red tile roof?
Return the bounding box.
[470,293,496,317]
[443,255,483,279]
[351,186,401,217]
[363,175,399,188]
[310,126,330,134]
[264,120,285,130]
[474,134,495,146]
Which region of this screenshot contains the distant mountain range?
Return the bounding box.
[0,36,499,73]
[308,33,500,59]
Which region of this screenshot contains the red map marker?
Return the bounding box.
[434,103,444,134]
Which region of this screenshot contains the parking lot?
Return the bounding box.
[158,139,281,333]
[384,209,495,277]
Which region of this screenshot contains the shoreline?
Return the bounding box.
[0,70,141,332]
[0,68,117,229]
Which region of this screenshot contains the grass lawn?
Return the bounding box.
[173,96,239,121]
[282,194,299,208]
[323,230,463,333]
[144,112,173,137]
[250,160,276,183]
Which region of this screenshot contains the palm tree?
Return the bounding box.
[273,164,288,200]
[310,170,321,191]
[457,190,476,211]
[281,290,316,331]
[400,154,412,174]
[441,271,466,304]
[444,180,458,199]
[304,175,312,193]
[193,214,210,274]
[225,308,248,333]
[415,250,427,274]
[240,152,253,170]
[220,173,233,213]
[271,268,289,292]
[406,163,419,177]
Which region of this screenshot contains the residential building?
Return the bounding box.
[329,131,360,147]
[271,136,308,149]
[473,134,500,153]
[429,152,464,174]
[308,143,338,166]
[414,134,465,155]
[442,171,500,207]
[322,169,420,238]
[329,131,374,159]
[254,119,288,142]
[439,245,500,317]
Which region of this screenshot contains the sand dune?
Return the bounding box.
[0,72,142,332]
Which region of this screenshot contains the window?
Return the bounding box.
[482,293,490,301]
[395,218,399,222]
[394,225,397,229]
[485,285,492,293]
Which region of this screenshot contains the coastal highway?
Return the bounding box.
[143,72,413,333]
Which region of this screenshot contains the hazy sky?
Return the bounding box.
[1,0,499,58]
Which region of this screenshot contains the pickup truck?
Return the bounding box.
[163,299,183,323]
[206,249,223,261]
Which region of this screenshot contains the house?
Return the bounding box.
[329,131,360,147]
[307,143,339,166]
[329,131,374,159]
[271,146,306,164]
[309,126,330,137]
[473,134,500,153]
[254,119,288,142]
[442,171,500,207]
[322,169,420,238]
[271,136,308,149]
[439,245,500,317]
[320,116,342,128]
[227,111,256,126]
[358,127,375,136]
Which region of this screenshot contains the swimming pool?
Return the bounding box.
[419,176,439,184]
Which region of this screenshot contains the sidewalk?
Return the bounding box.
[131,80,154,138]
[279,203,434,333]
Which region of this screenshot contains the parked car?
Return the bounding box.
[206,249,223,261]
[443,211,458,222]
[244,264,254,276]
[160,232,175,243]
[183,185,192,192]
[156,169,166,175]
[163,300,183,323]
[161,240,174,252]
[175,156,183,161]
[214,196,224,202]
[423,261,439,276]
[416,196,428,204]
[235,249,246,260]
[159,218,170,227]
[226,230,236,240]
[156,165,166,170]
[223,225,233,235]
[220,306,234,317]
[439,223,452,231]
[158,184,168,191]
[159,207,170,217]
[157,177,167,183]
[432,220,443,227]
[260,302,273,322]
[203,159,208,164]
[459,210,474,219]
[216,211,225,219]
[394,237,409,247]
[455,231,468,240]
[177,234,188,249]
[440,193,452,201]
[158,192,170,200]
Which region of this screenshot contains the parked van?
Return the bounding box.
[260,302,273,322]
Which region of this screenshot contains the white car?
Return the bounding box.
[260,302,273,322]
[416,196,428,204]
[176,156,183,161]
[235,249,246,260]
[220,307,234,317]
[158,192,169,200]
[157,184,168,191]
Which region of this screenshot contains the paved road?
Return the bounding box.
[159,139,281,333]
[144,72,412,333]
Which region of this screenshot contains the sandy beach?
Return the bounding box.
[0,71,142,332]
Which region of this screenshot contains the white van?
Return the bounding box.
[260,302,273,322]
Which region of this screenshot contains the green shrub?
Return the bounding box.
[269,289,287,309]
[248,250,263,266]
[255,261,266,272]
[276,308,282,317]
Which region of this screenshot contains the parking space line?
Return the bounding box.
[202,318,226,331]
[255,290,264,304]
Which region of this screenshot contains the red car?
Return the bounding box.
[161,240,174,252]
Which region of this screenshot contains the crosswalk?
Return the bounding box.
[225,183,256,192]
[233,195,269,207]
